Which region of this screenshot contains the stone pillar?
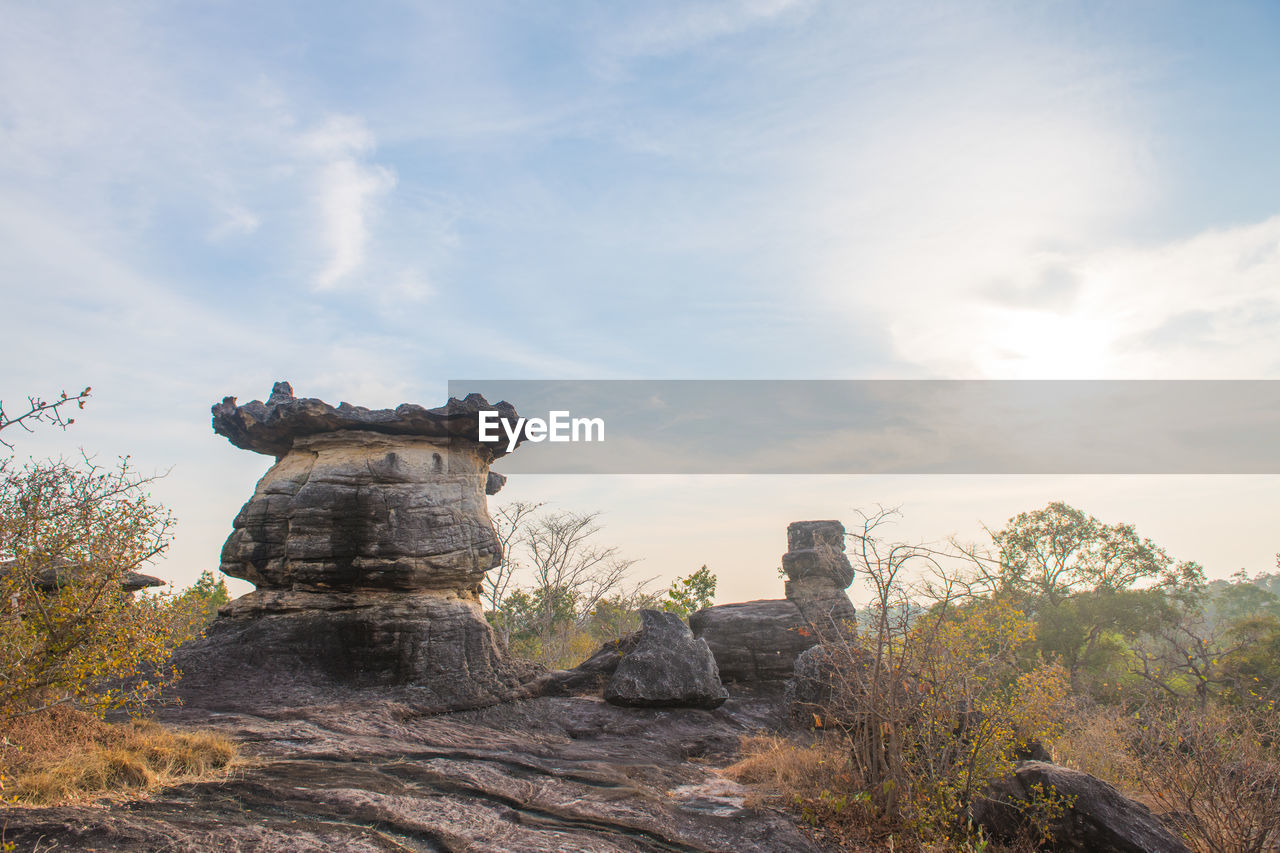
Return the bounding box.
[781,520,857,631]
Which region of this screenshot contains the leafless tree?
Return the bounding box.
[482,500,545,615]
[524,509,638,627]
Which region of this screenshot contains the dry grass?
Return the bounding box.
[1051,703,1142,793]
[724,734,852,800]
[1055,702,1280,853]
[0,706,236,805]
[724,735,912,850]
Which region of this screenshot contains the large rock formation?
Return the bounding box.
[177,382,533,711]
[604,610,728,709]
[690,520,855,683]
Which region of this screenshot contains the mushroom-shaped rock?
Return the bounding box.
[213,381,521,592]
[176,383,533,712]
[605,610,728,709]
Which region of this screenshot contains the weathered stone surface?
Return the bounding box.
[1,691,823,852]
[970,760,1192,853]
[691,521,856,683]
[605,610,729,709]
[219,430,502,592]
[783,520,855,588]
[201,383,532,709]
[690,599,818,682]
[784,643,836,722]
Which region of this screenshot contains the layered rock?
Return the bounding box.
[178,382,531,711]
[781,520,856,629]
[604,610,728,709]
[691,520,855,683]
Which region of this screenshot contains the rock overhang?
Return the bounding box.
[211,380,523,460]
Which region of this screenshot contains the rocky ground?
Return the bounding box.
[1,688,826,852]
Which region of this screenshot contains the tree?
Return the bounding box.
[485,504,644,666]
[481,500,545,622]
[989,502,1195,604]
[981,502,1205,692]
[522,509,639,636]
[661,565,717,617]
[812,506,1069,839]
[172,570,231,635]
[0,454,187,717]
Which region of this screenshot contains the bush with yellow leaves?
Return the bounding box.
[0,454,197,718]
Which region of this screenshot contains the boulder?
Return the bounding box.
[784,643,835,721]
[969,760,1192,853]
[605,610,728,709]
[177,382,533,712]
[690,600,818,682]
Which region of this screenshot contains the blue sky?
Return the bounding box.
[3,1,1278,601]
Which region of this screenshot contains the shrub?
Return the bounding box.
[1127,704,1280,853]
[0,455,190,717]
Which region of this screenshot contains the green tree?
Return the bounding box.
[661,565,717,617]
[985,502,1205,693]
[171,570,231,637]
[990,501,1198,604]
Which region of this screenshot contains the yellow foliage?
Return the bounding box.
[0,455,197,717]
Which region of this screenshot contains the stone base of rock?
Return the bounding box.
[175,590,537,712]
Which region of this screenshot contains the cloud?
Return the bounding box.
[895,215,1280,379]
[982,265,1082,312]
[594,0,814,67]
[206,204,261,242]
[300,116,397,292]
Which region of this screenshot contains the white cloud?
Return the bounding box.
[299,116,397,292]
[312,158,396,291]
[595,0,813,67]
[207,204,261,242]
[851,214,1280,380]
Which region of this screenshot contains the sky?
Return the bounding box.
[2,0,1278,605]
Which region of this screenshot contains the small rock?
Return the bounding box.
[605,610,729,709]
